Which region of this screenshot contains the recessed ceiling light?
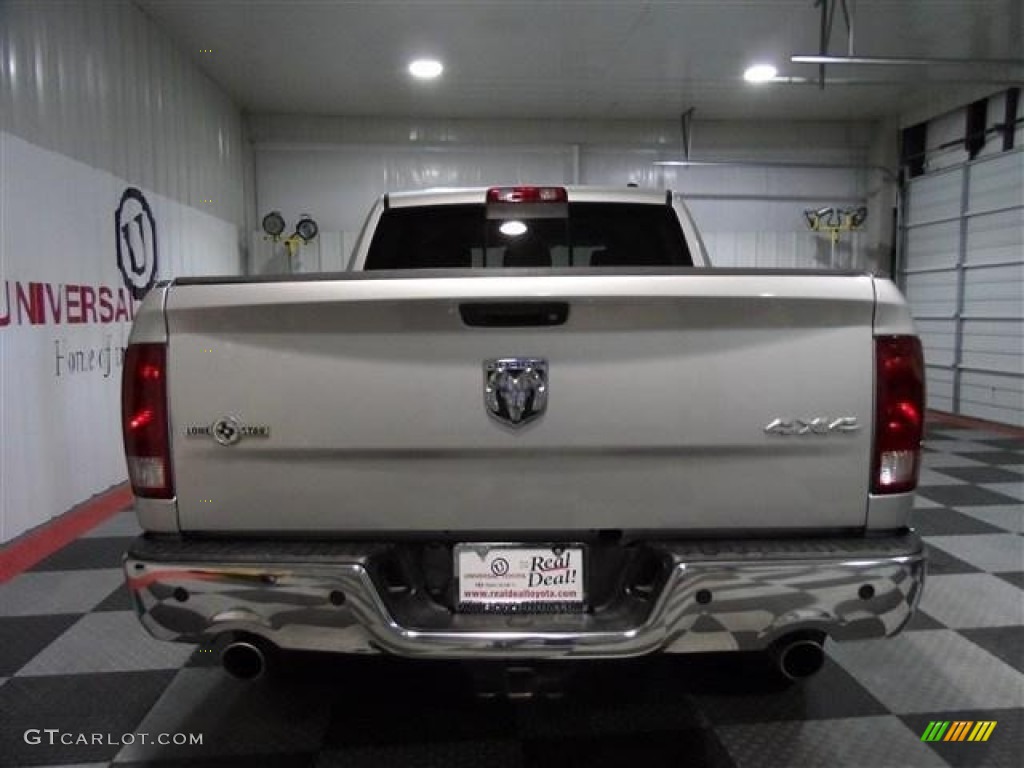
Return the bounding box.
[409,59,444,80]
[743,64,778,83]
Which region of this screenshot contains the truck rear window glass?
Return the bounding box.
[364,203,693,270]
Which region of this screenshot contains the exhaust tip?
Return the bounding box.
[775,637,826,680]
[221,641,266,680]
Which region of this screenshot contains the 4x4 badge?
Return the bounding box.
[185,417,271,446]
[484,358,548,427]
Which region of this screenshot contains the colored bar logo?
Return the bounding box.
[921,721,997,742]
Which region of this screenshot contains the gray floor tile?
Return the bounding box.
[996,572,1024,590]
[828,630,1024,713]
[959,626,1024,675]
[918,574,1023,629]
[924,541,984,574]
[93,582,135,612]
[935,466,1024,485]
[16,611,194,676]
[905,608,946,631]
[914,494,944,510]
[920,468,967,486]
[969,451,1024,467]
[83,511,143,539]
[116,667,332,762]
[902,708,1024,768]
[0,613,81,676]
[957,506,1024,534]
[983,482,1024,502]
[0,569,123,616]
[934,429,1013,441]
[925,439,1005,454]
[0,670,175,766]
[911,507,1006,536]
[926,535,1024,574]
[29,536,134,571]
[918,484,1021,507]
[922,452,989,469]
[716,715,948,768]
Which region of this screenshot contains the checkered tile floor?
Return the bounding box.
[1,423,1021,767]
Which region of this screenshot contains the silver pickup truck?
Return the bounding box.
[122,185,926,684]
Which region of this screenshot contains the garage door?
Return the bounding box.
[900,149,1024,427]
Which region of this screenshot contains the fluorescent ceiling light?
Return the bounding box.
[409,59,443,79]
[792,54,1024,67]
[743,64,778,83]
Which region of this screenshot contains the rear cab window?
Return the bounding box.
[365,201,693,270]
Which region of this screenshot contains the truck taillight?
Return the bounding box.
[122,343,174,499]
[486,186,568,203]
[872,336,925,494]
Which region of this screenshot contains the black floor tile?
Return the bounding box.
[316,741,525,768]
[924,541,984,574]
[911,507,1007,536]
[968,451,1024,466]
[902,708,1023,768]
[995,572,1024,590]
[973,438,1024,451]
[93,582,135,612]
[904,608,945,631]
[916,485,1021,507]
[0,614,80,676]
[0,670,176,765]
[325,679,518,747]
[959,627,1024,675]
[933,466,1024,485]
[117,755,316,768]
[28,536,135,571]
[687,655,888,724]
[522,728,735,768]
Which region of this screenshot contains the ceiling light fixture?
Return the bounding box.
[743,64,778,83]
[791,54,1024,67]
[409,58,443,80]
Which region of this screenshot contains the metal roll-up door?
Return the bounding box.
[960,151,1024,426]
[900,148,1024,427]
[902,165,963,416]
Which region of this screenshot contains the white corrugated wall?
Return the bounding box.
[0,0,247,543]
[247,116,878,274]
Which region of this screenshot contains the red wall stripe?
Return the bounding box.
[0,483,133,583]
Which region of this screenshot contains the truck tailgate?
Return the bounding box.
[166,273,876,534]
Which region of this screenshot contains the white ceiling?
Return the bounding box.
[138,0,1024,121]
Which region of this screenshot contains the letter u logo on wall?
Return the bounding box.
[115,187,158,300]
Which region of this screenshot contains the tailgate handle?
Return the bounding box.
[459,302,569,328]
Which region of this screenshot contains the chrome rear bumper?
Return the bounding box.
[124,533,924,659]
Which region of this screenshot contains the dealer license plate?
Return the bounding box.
[455,544,585,613]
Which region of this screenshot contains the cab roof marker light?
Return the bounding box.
[486,186,568,203]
